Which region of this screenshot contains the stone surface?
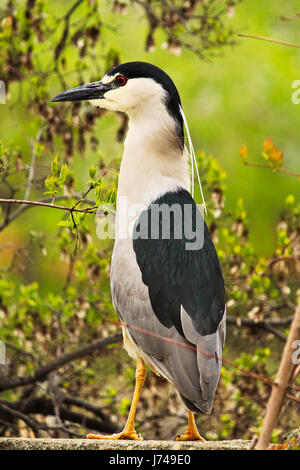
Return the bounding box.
[0,437,251,450]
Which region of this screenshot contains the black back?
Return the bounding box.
[133,189,225,337]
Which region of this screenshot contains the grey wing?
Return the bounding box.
[131,189,226,413]
[111,237,225,414]
[180,307,226,409]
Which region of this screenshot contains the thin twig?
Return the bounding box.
[238,33,300,49]
[280,13,300,22]
[24,140,37,201]
[263,323,287,342]
[0,396,118,435]
[71,185,95,211]
[227,315,291,342]
[226,316,293,328]
[54,0,85,62]
[3,342,36,360]
[243,160,300,178]
[268,255,300,267]
[0,194,95,232]
[0,333,122,392]
[0,198,97,214]
[0,402,41,437]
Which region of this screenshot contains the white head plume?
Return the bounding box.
[179,105,207,216]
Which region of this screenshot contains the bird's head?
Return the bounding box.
[51,62,207,210]
[51,61,183,138]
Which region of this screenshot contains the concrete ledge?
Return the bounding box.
[0,437,251,450]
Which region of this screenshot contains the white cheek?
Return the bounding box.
[89,97,120,111]
[105,88,126,105]
[89,78,166,113]
[90,89,128,111]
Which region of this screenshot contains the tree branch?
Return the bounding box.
[0,198,97,214]
[0,397,118,435]
[0,194,96,232]
[0,402,41,437]
[227,315,292,341]
[242,160,300,178]
[54,0,85,62]
[0,333,122,392]
[255,301,300,449]
[238,33,300,49]
[0,197,98,235]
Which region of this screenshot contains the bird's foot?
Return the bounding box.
[86,429,143,441]
[176,430,205,441]
[176,410,205,441]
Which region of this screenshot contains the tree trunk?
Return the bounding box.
[255,301,300,450]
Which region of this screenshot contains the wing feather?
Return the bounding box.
[112,188,226,413]
[133,189,225,337]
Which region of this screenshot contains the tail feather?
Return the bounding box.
[180,308,226,413]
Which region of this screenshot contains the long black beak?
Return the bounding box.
[51,80,111,102]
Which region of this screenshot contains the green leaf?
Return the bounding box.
[57,219,72,227]
[58,163,69,184]
[51,156,60,177]
[89,164,97,179]
[44,174,55,192]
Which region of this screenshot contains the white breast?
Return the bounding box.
[115,96,190,239]
[111,89,190,376]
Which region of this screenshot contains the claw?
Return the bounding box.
[175,410,206,441]
[86,430,143,441]
[176,432,205,441]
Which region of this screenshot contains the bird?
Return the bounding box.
[51,61,226,441]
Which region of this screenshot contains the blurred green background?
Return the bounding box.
[0,0,299,287]
[99,0,300,256]
[0,1,299,441]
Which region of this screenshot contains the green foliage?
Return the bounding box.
[1,141,297,440]
[44,156,69,199]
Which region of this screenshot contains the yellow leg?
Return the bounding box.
[176,410,205,441]
[86,357,146,440]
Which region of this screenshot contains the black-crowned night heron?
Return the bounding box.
[51,62,226,441]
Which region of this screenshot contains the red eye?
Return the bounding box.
[116,75,127,86]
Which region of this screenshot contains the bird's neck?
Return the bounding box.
[117,101,190,213]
